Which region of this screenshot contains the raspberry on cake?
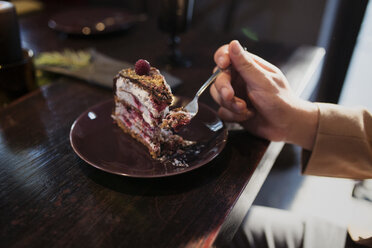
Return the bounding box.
[134,59,151,76]
[112,59,193,158]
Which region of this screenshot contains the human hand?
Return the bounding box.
[210,40,319,150]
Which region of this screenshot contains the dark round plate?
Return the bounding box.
[70,97,228,178]
[48,7,136,35]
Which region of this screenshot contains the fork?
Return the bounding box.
[183,67,224,118]
[184,46,248,118]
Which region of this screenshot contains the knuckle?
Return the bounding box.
[236,53,257,73]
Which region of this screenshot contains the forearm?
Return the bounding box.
[285,99,319,151]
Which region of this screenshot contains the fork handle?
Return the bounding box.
[195,68,223,98]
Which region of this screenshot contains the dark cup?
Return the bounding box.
[0,48,36,102]
[158,0,194,36]
[157,0,195,68]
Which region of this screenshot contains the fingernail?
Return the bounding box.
[231,41,242,55]
[233,101,245,112]
[217,56,225,66]
[244,109,255,119]
[221,87,229,99]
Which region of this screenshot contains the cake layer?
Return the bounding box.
[113,101,194,158]
[118,67,173,105]
[113,102,161,156]
[114,102,157,139]
[116,77,170,126]
[115,116,160,157]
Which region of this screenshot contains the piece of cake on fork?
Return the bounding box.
[112,59,193,159]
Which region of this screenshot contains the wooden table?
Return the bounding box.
[0,4,325,248]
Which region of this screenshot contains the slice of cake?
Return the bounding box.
[112,59,192,159]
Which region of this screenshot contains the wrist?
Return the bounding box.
[285,100,319,150]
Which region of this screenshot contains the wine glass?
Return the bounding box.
[158,0,194,68]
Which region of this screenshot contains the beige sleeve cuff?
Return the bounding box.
[302,103,372,179]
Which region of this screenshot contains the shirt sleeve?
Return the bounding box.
[302,103,372,179]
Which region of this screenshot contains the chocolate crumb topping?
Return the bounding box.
[118,67,173,104]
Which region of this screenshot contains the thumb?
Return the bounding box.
[228,40,264,90]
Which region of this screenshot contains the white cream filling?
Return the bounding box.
[116,78,169,125]
[116,91,154,125]
[115,102,154,134]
